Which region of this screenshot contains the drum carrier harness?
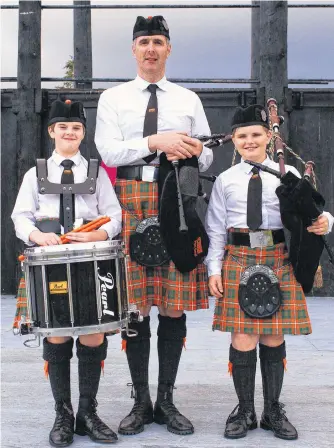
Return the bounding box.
[36,158,99,233]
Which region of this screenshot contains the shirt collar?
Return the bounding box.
[134,74,168,92]
[52,150,82,167]
[240,155,272,174]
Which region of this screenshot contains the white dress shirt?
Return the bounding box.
[95,75,213,171]
[205,157,334,277]
[11,151,122,245]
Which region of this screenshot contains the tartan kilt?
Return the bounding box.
[213,242,312,335]
[13,273,29,330]
[115,178,208,311]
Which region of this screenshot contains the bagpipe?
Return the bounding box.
[245,98,334,293]
[158,133,231,273]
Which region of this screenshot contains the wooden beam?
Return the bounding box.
[73,0,93,89]
[17,0,42,182]
[259,1,288,135]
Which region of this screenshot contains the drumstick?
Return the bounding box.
[63,216,107,235]
[60,216,110,243]
[18,217,111,258]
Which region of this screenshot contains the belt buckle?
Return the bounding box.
[141,165,156,182]
[249,230,274,248]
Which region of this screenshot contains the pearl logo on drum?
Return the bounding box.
[97,268,115,316]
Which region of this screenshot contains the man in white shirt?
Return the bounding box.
[95,15,213,437]
[12,100,121,446]
[205,104,333,441]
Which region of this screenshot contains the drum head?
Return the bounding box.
[23,240,124,263]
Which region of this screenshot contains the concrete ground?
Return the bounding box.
[1,295,334,448]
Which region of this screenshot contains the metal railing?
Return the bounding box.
[2,3,334,9]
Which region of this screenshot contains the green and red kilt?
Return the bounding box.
[115,178,208,311]
[13,273,29,330]
[213,235,312,335]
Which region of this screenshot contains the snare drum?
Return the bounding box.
[21,240,131,337]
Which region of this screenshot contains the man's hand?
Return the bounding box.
[208,274,224,298]
[148,132,203,160]
[166,137,203,162]
[65,229,108,243]
[307,214,329,235]
[29,230,61,246]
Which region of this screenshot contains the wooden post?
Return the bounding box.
[259,1,289,138]
[251,0,260,81]
[17,0,42,181]
[73,0,93,89]
[2,1,42,293]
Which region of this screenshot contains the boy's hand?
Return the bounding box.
[307,214,329,235]
[208,274,224,298]
[65,229,108,243]
[29,230,61,246]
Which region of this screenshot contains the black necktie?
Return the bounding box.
[143,84,158,164]
[247,166,263,231]
[60,159,75,229]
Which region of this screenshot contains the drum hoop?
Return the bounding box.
[27,319,128,337]
[23,240,124,262]
[23,254,124,266]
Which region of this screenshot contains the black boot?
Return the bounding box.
[118,384,154,435]
[49,402,75,448]
[43,338,74,447]
[154,314,194,435]
[259,342,298,440]
[75,338,118,443]
[154,384,194,435]
[224,345,257,439]
[118,316,153,435]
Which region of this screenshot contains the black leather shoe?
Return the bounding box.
[75,398,118,443]
[224,404,257,439]
[49,401,74,447]
[260,402,298,440]
[118,384,154,435]
[154,384,194,435]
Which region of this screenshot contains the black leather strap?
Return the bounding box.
[117,165,159,181]
[228,229,285,247]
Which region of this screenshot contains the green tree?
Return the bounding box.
[56,56,74,89]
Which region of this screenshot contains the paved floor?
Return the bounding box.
[1,295,334,448]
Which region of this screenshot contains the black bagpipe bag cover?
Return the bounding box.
[158,154,209,273]
[276,171,325,293]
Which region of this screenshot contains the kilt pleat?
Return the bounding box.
[212,242,312,335]
[13,274,29,329]
[115,178,208,310]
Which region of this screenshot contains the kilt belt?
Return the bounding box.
[115,178,208,311]
[213,230,312,335]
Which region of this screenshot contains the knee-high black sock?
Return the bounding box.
[259,341,286,413]
[229,344,257,411]
[76,337,108,400]
[157,313,186,387]
[43,338,73,403]
[122,316,151,387]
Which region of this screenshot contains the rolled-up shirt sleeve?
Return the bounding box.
[191,94,213,172]
[204,175,228,277]
[96,167,122,239]
[11,169,40,245]
[95,90,153,166]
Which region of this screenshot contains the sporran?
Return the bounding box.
[238,264,282,318]
[120,202,170,267]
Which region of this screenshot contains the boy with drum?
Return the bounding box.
[11,100,122,446]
